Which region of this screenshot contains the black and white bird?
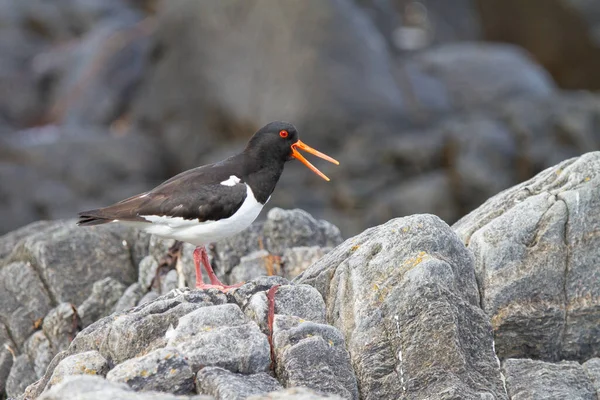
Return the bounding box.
[78,121,339,291]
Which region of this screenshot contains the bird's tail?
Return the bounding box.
[77,210,113,226]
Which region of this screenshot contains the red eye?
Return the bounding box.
[279,130,289,138]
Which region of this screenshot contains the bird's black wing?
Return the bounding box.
[78,163,247,225]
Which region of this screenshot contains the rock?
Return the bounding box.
[401,43,554,111]
[453,151,600,361]
[138,291,160,306]
[583,358,600,394]
[78,277,127,328]
[9,221,137,305]
[281,247,330,280]
[229,250,275,284]
[42,302,79,353]
[6,354,37,398]
[247,387,343,400]
[0,261,53,347]
[245,284,326,332]
[24,331,54,379]
[106,347,194,395]
[263,209,343,256]
[230,276,290,312]
[273,318,358,400]
[47,350,110,389]
[297,214,506,399]
[70,290,227,365]
[160,270,179,294]
[196,367,282,399]
[213,208,342,279]
[503,358,596,399]
[114,283,146,313]
[0,323,15,395]
[138,255,159,290]
[19,351,70,400]
[38,375,214,400]
[166,303,270,374]
[132,0,404,172]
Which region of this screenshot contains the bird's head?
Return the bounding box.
[246,121,339,181]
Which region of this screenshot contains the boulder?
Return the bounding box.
[454,151,600,361]
[165,304,270,374]
[196,367,282,400]
[0,261,53,347]
[70,290,227,364]
[78,277,127,328]
[247,387,343,400]
[503,358,596,399]
[38,375,214,400]
[273,317,358,400]
[106,347,195,394]
[583,358,600,394]
[6,221,137,305]
[46,350,110,389]
[5,354,37,399]
[297,214,506,399]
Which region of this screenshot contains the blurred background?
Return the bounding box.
[1,0,599,236]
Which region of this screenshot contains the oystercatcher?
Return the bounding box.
[78,121,339,291]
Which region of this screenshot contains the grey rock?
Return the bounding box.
[132,0,403,173]
[24,331,54,379]
[0,261,53,347]
[298,214,506,399]
[19,350,70,400]
[38,375,214,400]
[230,250,275,284]
[78,277,127,328]
[138,291,160,306]
[213,209,342,281]
[281,247,330,280]
[6,354,37,398]
[138,255,159,290]
[263,209,343,256]
[13,222,137,305]
[245,284,326,332]
[0,323,15,395]
[583,358,600,394]
[453,151,600,361]
[196,366,282,400]
[47,350,110,389]
[247,387,343,400]
[42,302,78,353]
[166,304,270,374]
[0,220,55,261]
[160,270,179,294]
[114,283,146,313]
[401,43,554,111]
[107,347,194,395]
[230,276,290,312]
[273,318,358,400]
[503,358,596,399]
[70,290,227,365]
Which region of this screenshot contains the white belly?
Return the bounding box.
[125,185,265,246]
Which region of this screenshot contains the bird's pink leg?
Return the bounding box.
[193,246,244,292]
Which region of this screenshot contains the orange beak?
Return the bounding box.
[291,140,340,181]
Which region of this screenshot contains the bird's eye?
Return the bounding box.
[279,130,289,138]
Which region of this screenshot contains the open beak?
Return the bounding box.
[291,140,340,181]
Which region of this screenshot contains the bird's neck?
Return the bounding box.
[240,152,285,204]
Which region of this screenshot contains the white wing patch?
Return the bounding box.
[220,175,241,187]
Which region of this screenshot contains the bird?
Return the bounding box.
[78,121,339,292]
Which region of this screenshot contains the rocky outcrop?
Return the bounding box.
[454,151,600,362]
[297,214,505,399]
[3,153,600,399]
